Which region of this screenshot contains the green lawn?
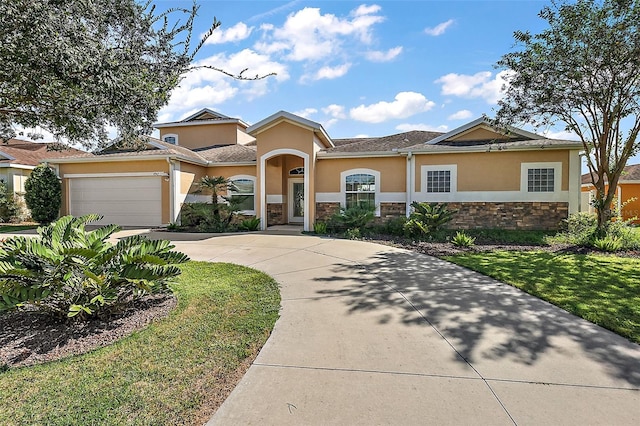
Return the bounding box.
[444,251,640,344]
[0,224,38,233]
[0,261,280,425]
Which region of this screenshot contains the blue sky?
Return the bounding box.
[155,0,562,139]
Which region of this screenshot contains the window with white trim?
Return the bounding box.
[345,173,376,209]
[527,168,555,192]
[426,170,451,193]
[230,177,255,212]
[289,167,304,175]
[163,134,178,145]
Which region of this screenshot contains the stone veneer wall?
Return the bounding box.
[373,203,407,224]
[315,202,340,222]
[267,203,284,226]
[446,202,568,230]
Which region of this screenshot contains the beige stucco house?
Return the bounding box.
[47,108,583,231]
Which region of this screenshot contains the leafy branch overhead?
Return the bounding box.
[496,0,640,231]
[0,0,274,150]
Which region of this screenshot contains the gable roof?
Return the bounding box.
[0,139,86,167]
[246,111,334,148]
[424,116,542,146]
[197,144,257,163]
[154,108,249,129]
[582,163,640,185]
[322,131,443,155]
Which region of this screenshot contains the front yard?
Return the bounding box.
[0,262,280,425]
[444,251,640,344]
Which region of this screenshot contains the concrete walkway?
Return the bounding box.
[129,231,640,425]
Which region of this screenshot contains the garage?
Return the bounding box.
[68,176,163,226]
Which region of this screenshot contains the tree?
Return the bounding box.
[0,0,272,150]
[24,163,61,224]
[496,0,640,232]
[197,175,237,221]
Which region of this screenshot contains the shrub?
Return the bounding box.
[180,202,237,232]
[452,231,476,247]
[24,163,61,224]
[328,205,376,233]
[380,216,409,236]
[344,228,361,240]
[593,236,623,252]
[238,217,261,231]
[0,214,189,320]
[404,202,457,238]
[313,221,327,234]
[0,180,20,223]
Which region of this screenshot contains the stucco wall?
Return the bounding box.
[159,123,245,150]
[414,150,570,192]
[315,156,406,192]
[450,127,511,141]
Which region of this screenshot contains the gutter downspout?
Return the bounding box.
[406,151,413,217]
[167,158,176,225]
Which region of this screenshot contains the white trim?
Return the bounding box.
[426,117,543,145]
[420,164,458,201]
[266,194,284,203]
[182,108,230,122]
[0,164,35,170]
[288,178,304,223]
[47,155,207,165]
[248,111,333,148]
[406,154,414,216]
[153,119,248,129]
[64,172,168,178]
[412,190,570,203]
[161,134,179,146]
[260,148,310,231]
[316,192,341,202]
[520,162,562,193]
[0,151,16,161]
[379,192,407,202]
[229,174,256,215]
[318,151,400,159]
[340,168,381,216]
[170,161,180,224]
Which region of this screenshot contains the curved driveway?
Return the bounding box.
[133,231,640,425]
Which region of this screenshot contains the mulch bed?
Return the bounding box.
[0,294,176,369]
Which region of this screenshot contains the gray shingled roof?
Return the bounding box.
[326,131,443,153]
[582,163,640,184]
[403,138,583,152]
[197,144,257,163]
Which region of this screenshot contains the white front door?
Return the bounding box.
[288,178,304,224]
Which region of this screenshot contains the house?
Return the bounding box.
[581,164,640,222]
[47,109,583,230]
[0,139,85,218]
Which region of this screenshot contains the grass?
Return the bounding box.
[0,224,38,233]
[0,261,280,425]
[444,251,640,344]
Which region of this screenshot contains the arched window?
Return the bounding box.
[289,167,304,175]
[162,134,178,145]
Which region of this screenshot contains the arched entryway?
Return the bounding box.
[259,149,310,231]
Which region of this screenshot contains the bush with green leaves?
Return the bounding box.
[238,217,261,231]
[452,231,476,247]
[549,212,640,251]
[593,235,623,252]
[0,214,189,320]
[313,221,328,234]
[0,180,20,223]
[328,205,376,233]
[24,163,61,224]
[404,202,457,238]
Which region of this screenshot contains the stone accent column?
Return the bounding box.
[267,203,284,225]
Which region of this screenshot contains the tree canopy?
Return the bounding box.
[0,0,223,150]
[496,0,640,229]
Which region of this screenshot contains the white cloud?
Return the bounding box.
[293,108,318,118]
[424,19,454,36]
[159,49,288,120]
[204,22,253,45]
[396,123,449,132]
[322,104,347,119]
[350,92,436,123]
[542,129,580,140]
[256,5,385,62]
[311,63,352,81]
[322,118,339,128]
[435,70,512,104]
[448,109,473,120]
[365,46,403,62]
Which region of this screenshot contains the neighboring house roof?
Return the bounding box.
[326,131,443,154]
[247,111,334,148]
[0,139,86,167]
[581,163,640,185]
[153,108,249,129]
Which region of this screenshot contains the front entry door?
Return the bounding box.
[288,178,304,223]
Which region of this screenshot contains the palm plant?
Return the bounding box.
[0,214,188,319]
[197,176,238,220]
[404,202,458,237]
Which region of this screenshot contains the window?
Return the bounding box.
[289,167,304,175]
[345,173,376,209]
[230,178,255,212]
[528,168,554,192]
[163,134,178,145]
[426,170,451,193]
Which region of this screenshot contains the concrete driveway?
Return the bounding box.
[127,230,640,425]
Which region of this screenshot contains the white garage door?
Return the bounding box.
[69,177,162,226]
